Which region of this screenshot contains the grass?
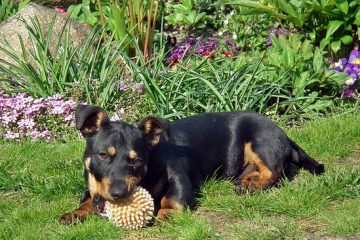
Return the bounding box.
[1,113,360,239]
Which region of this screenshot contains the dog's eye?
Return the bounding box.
[98,153,108,160]
[130,158,143,168]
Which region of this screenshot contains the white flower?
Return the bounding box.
[230,10,235,16]
[345,77,356,86]
[218,31,223,36]
[224,19,229,25]
[233,33,238,40]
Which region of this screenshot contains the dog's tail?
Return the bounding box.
[290,139,325,175]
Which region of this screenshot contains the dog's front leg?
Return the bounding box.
[156,175,194,219]
[60,187,93,224]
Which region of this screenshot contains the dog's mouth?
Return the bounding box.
[93,195,107,217]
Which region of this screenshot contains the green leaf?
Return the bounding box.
[340,35,353,45]
[182,0,194,9]
[335,0,349,14]
[320,38,331,50]
[195,12,206,23]
[300,40,313,60]
[224,0,278,15]
[331,40,342,53]
[186,10,197,24]
[278,0,298,17]
[354,16,360,25]
[325,20,344,39]
[67,5,82,18]
[313,48,324,73]
[18,0,30,9]
[309,32,316,42]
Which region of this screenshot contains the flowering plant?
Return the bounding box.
[329,49,360,98]
[166,33,240,66]
[0,92,77,141]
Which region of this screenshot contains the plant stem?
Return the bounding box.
[96,0,107,43]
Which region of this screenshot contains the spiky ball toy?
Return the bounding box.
[104,186,154,229]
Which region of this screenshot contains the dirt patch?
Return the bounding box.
[194,207,254,239]
[336,146,360,166]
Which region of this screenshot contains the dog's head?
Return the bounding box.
[75,105,167,205]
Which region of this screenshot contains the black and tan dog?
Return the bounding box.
[60,105,324,224]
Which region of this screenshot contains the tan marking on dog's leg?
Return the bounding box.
[60,197,93,224]
[239,143,278,191]
[156,196,183,219]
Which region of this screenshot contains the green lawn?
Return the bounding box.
[1,114,360,239]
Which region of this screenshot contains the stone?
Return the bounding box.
[12,0,82,9]
[0,2,90,68]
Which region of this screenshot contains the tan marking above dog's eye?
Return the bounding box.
[129,150,137,160]
[107,146,116,157]
[98,153,108,160]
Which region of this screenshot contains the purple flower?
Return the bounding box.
[343,89,353,97]
[135,84,144,94]
[0,92,77,141]
[349,49,360,64]
[266,28,290,46]
[341,58,347,65]
[119,83,128,92]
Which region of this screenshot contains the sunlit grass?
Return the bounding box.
[1,113,360,239]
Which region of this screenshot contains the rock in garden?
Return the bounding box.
[0,2,90,67]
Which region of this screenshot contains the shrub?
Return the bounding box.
[224,0,360,55]
[217,6,274,51]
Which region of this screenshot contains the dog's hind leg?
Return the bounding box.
[234,143,280,194]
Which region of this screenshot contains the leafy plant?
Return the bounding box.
[224,0,360,54]
[217,6,273,51]
[68,0,159,62]
[67,0,101,26]
[165,0,210,29]
[261,33,345,116]
[0,17,134,110]
[0,0,29,22]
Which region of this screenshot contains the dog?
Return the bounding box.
[60,104,324,224]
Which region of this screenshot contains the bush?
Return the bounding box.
[224,0,360,55]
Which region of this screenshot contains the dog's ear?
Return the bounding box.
[138,116,169,148]
[75,104,110,136]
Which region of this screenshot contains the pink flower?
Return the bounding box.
[54,7,68,16]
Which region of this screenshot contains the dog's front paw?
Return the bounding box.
[59,210,88,225]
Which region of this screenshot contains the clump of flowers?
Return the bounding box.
[166,32,241,66]
[54,7,68,16]
[118,82,144,94]
[329,49,360,98]
[0,92,76,141]
[266,28,291,46]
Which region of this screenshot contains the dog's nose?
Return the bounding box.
[110,187,128,200]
